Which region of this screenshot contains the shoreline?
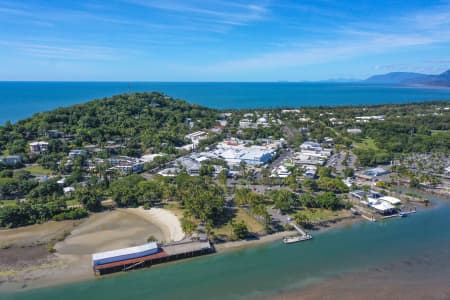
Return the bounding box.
[0,207,184,291]
[0,208,359,292]
[0,195,444,293]
[214,215,361,253]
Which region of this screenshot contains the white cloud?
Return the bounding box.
[0,41,123,61]
[125,0,269,27]
[193,5,450,74]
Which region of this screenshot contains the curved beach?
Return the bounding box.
[125,207,185,243]
[0,208,184,290]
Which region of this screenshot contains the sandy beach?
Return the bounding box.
[0,207,184,290]
[0,207,367,291]
[125,207,185,242]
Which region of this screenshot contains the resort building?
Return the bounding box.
[300,141,322,152]
[256,117,269,127]
[63,186,75,195]
[140,153,166,163]
[347,128,362,134]
[69,149,88,159]
[29,141,49,154]
[292,152,326,166]
[176,157,201,175]
[445,166,450,176]
[0,155,22,166]
[363,167,389,177]
[158,167,181,177]
[271,165,291,178]
[355,115,385,122]
[239,119,253,129]
[214,142,277,166]
[185,131,208,148]
[108,156,144,174]
[303,165,318,179]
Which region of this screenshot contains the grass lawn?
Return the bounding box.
[163,202,185,219]
[0,200,19,208]
[24,165,54,175]
[294,208,350,222]
[431,130,449,136]
[66,199,80,207]
[214,208,264,237]
[354,138,379,151]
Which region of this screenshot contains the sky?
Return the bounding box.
[1,0,450,81]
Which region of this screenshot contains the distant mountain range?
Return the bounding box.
[365,69,450,86]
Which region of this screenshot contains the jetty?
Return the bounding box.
[290,222,308,236]
[93,240,214,276]
[361,214,376,222]
[283,222,312,244]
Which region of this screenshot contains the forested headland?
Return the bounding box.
[0,92,449,231]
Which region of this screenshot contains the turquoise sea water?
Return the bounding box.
[1,82,450,124]
[2,197,449,300]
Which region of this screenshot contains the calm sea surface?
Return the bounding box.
[1,81,450,124]
[2,196,450,300]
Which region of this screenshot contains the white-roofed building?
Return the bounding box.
[271,165,291,178]
[347,128,362,134]
[371,201,396,214]
[445,166,450,176]
[303,165,317,179]
[380,196,401,205]
[185,131,208,148]
[141,153,166,163]
[300,141,322,152]
[69,149,87,159]
[29,141,49,154]
[63,186,75,194]
[212,139,278,167]
[239,119,253,129]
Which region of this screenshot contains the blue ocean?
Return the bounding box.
[1,81,450,124]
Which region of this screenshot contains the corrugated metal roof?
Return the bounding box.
[92,242,158,261]
[94,251,169,271]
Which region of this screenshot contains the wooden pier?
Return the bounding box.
[93,240,214,276]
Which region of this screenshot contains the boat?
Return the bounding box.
[398,211,408,218]
[283,234,313,244]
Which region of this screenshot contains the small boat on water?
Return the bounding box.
[399,211,408,218]
[283,234,313,244]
